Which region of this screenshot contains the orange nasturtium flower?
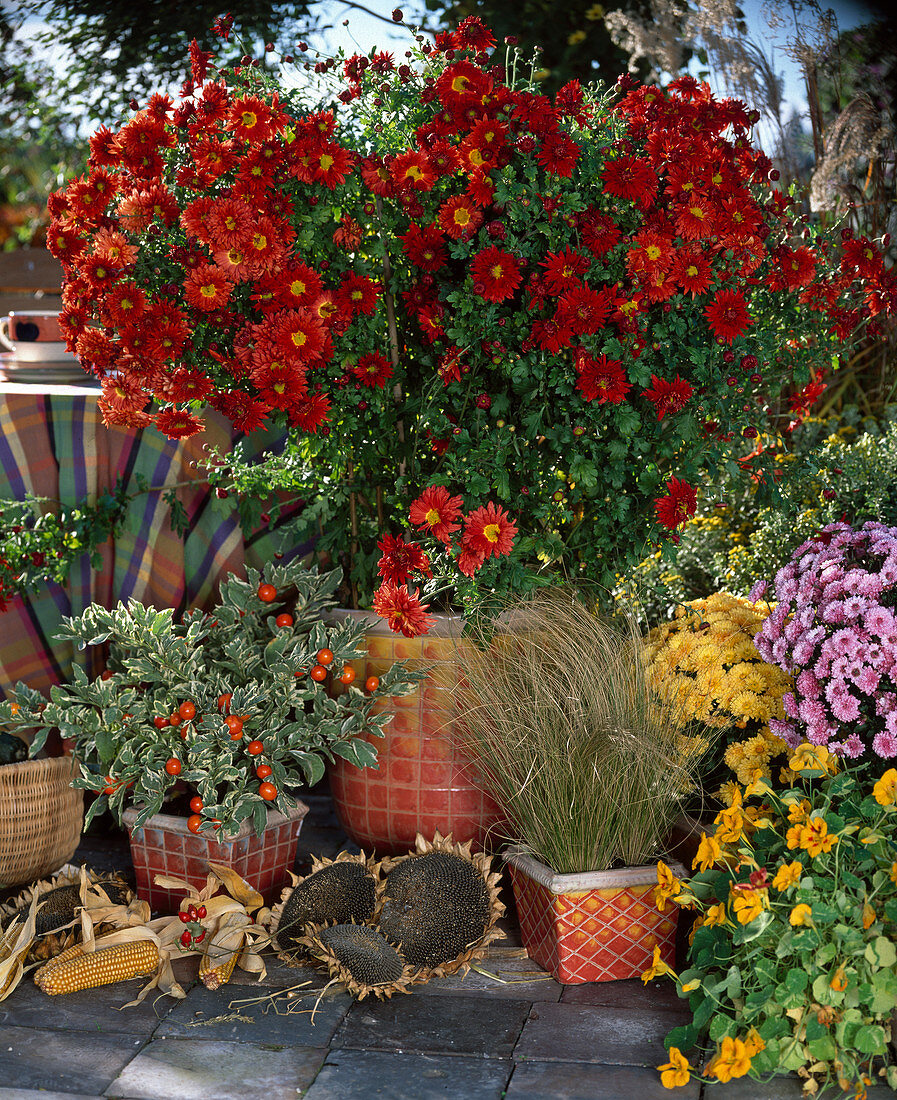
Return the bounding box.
[702,901,728,927]
[693,832,722,872]
[771,861,802,890]
[705,1035,752,1082]
[873,768,897,807]
[654,860,684,911]
[657,1046,691,1088]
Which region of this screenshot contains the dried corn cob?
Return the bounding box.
[32,943,85,987]
[199,945,239,990]
[36,939,160,995]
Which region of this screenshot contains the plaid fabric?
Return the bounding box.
[0,386,312,698]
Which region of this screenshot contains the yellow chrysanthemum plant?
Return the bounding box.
[645,745,897,1096]
[644,592,793,793]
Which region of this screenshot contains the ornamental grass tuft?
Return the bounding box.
[451,589,710,874]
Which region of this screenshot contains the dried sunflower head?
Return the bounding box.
[376,832,505,978]
[301,923,416,1000]
[267,852,379,959]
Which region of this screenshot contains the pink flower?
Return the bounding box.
[826,686,860,723]
[856,666,881,695]
[842,733,865,758]
[769,718,801,748]
[865,606,896,636]
[748,579,768,602]
[872,730,897,758]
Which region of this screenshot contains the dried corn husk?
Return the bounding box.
[0,892,40,1001]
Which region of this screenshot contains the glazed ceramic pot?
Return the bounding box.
[505,847,686,984]
[123,800,308,913]
[326,610,504,855]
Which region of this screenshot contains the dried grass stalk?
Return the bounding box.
[452,590,709,874]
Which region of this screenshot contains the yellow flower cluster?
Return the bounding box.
[644,592,793,782]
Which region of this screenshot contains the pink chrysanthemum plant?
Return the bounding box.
[753,520,897,760]
[45,14,896,634]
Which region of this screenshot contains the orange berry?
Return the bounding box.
[256,764,272,779]
[257,583,277,603]
[365,676,380,692]
[275,612,294,628]
[164,758,182,776]
[259,782,277,801]
[310,664,328,682]
[179,700,196,720]
[224,714,244,738]
[153,715,169,729]
[187,814,203,834]
[246,740,264,756]
[338,665,356,685]
[217,693,232,714]
[189,796,203,813]
[316,647,334,666]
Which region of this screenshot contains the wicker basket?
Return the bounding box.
[0,756,83,888]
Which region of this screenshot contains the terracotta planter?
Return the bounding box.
[505,847,686,984]
[327,610,504,855]
[123,800,308,913]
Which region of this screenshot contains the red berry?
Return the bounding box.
[338,666,356,685]
[153,716,169,729]
[257,583,277,602]
[275,613,294,628]
[365,676,380,692]
[310,664,328,682]
[224,714,244,738]
[246,740,264,755]
[256,764,272,779]
[316,647,334,666]
[189,796,203,813]
[187,814,203,834]
[179,700,196,720]
[165,757,182,776]
[180,929,192,946]
[259,781,277,801]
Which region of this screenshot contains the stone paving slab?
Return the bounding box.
[504,1058,702,1099]
[0,973,177,1036]
[1,1089,103,1098]
[157,982,352,1047]
[410,956,563,1002]
[104,1038,325,1100]
[514,1002,674,1067]
[0,1024,142,1094]
[301,1048,512,1099]
[559,976,689,1015]
[335,993,531,1058]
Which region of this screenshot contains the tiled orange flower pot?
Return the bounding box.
[123,800,308,913]
[327,611,503,855]
[505,847,685,984]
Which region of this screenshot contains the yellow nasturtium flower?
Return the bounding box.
[771,861,802,891]
[873,769,897,807]
[693,832,722,872]
[788,743,837,776]
[702,902,728,927]
[730,888,766,925]
[799,816,837,857]
[657,1046,691,1088]
[641,944,674,983]
[789,903,813,926]
[705,1036,752,1082]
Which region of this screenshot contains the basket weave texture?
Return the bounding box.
[0,756,83,888]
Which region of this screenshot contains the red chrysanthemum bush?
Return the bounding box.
[46,16,896,634]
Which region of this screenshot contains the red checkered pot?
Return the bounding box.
[327,610,504,856]
[505,847,685,984]
[123,801,308,913]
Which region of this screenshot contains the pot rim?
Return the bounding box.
[503,844,686,894]
[122,799,309,841]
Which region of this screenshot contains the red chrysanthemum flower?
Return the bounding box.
[463,502,518,559]
[642,375,695,420]
[579,210,621,257]
[704,288,752,344]
[377,534,432,585]
[601,154,658,209]
[556,284,610,335]
[337,273,380,317]
[391,149,437,191]
[312,143,355,189]
[272,308,327,363]
[469,246,522,303]
[353,352,393,388]
[672,247,713,297]
[541,247,590,296]
[530,317,573,353]
[184,263,232,312]
[438,195,484,240]
[675,194,716,241]
[372,582,435,637]
[360,156,396,197]
[409,485,464,544]
[227,95,279,143]
[456,543,486,577]
[155,406,205,440]
[289,391,331,433]
[159,367,214,404]
[574,351,631,405]
[536,132,581,177]
[654,477,698,530]
[452,15,495,51]
[399,222,447,272]
[626,230,674,279]
[116,184,179,233]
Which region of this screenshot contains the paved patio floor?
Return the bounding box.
[0,792,892,1099]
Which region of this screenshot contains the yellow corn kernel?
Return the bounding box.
[32,943,86,987]
[36,940,159,995]
[199,947,238,990]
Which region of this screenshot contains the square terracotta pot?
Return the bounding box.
[505,847,685,984]
[123,801,308,913]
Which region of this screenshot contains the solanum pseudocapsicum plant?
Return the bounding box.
[648,744,897,1097]
[45,13,896,633]
[0,560,423,838]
